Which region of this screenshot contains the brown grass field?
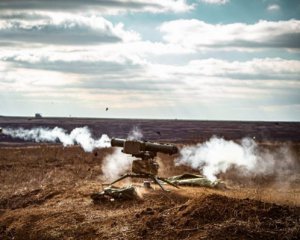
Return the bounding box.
[0,117,299,239]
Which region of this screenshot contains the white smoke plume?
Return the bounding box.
[2,126,110,152]
[101,126,144,180]
[102,148,135,181]
[127,126,143,140]
[176,136,296,182]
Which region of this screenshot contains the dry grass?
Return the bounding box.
[0,145,112,196]
[0,144,299,239]
[1,144,299,204]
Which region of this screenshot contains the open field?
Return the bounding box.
[0,117,299,239]
[1,116,300,144]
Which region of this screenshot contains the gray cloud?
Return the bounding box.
[0,57,179,92]
[0,12,51,20]
[0,1,299,121]
[0,0,192,13]
[2,53,300,83]
[212,33,300,49]
[220,72,300,81]
[5,59,141,75]
[0,0,162,11]
[0,18,127,45]
[1,29,120,46]
[0,0,154,10]
[160,19,300,50]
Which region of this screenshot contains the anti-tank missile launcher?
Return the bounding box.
[109,138,179,191]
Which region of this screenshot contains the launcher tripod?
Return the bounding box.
[109,138,179,191]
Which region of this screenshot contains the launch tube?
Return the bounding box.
[110,138,178,155]
[111,138,125,147]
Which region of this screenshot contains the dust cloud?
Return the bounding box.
[176,136,298,182]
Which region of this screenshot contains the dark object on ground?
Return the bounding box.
[143,181,152,189]
[167,173,227,189]
[35,113,42,118]
[105,107,109,111]
[91,185,138,203]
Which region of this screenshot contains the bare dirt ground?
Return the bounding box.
[0,144,299,240]
[0,117,300,239]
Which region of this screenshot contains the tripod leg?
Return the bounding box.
[110,173,131,185]
[157,177,179,189]
[152,176,168,191]
[110,173,149,185]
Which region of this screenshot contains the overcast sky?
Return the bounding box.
[0,0,299,121]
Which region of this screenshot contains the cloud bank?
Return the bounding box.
[0,14,140,45]
[160,19,300,50]
[0,0,299,120]
[0,0,193,14]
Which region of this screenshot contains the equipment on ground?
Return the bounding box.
[91,185,138,202]
[109,138,179,191]
[167,173,227,189]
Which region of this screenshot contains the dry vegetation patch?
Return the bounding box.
[0,144,299,239]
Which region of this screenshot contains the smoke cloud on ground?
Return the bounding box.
[102,148,135,181]
[102,126,144,180]
[2,126,110,152]
[2,125,145,181]
[176,137,298,182]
